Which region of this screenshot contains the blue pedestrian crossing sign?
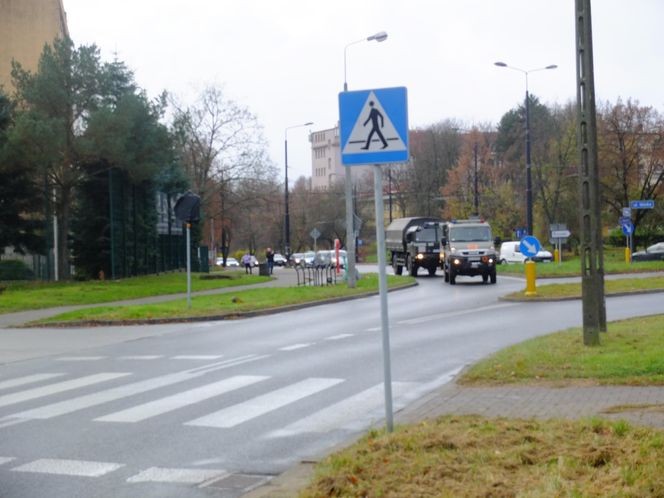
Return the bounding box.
[338,87,409,165]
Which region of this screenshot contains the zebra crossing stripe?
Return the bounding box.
[185,377,344,429]
[11,458,124,477]
[94,376,268,423]
[126,467,227,484]
[172,355,223,360]
[0,373,131,408]
[266,382,414,437]
[0,457,16,465]
[3,355,267,421]
[56,356,106,361]
[0,374,65,391]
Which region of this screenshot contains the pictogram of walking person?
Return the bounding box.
[361,101,388,150]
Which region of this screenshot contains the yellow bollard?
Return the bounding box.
[625,247,631,264]
[524,260,537,296]
[554,248,560,264]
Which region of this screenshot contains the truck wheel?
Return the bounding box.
[428,267,436,276]
[482,273,488,284]
[490,269,497,284]
[449,266,456,285]
[408,256,418,277]
[393,254,403,275]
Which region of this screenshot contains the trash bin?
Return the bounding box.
[258,262,269,276]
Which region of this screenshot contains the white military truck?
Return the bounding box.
[441,218,497,284]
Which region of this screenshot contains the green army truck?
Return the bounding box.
[385,217,444,277]
[441,218,497,284]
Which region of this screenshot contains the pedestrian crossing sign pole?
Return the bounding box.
[338,86,409,432]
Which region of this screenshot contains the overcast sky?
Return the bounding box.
[62,0,664,181]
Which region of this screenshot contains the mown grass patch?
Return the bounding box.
[503,275,664,300]
[33,274,414,324]
[459,315,664,386]
[300,415,664,498]
[0,271,269,314]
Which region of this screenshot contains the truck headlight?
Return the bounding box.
[416,253,424,260]
[453,258,461,265]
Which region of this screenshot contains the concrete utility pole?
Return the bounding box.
[575,0,607,345]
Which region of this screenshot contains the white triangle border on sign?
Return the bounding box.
[342,91,406,155]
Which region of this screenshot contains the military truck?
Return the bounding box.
[385,217,444,276]
[441,218,497,284]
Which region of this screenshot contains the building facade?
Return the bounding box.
[0,0,69,91]
[310,124,374,190]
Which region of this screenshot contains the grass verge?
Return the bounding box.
[503,275,664,300]
[498,258,664,277]
[459,314,664,386]
[33,274,415,324]
[299,415,664,498]
[0,271,269,314]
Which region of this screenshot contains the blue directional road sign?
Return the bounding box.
[520,236,541,258]
[630,200,655,209]
[338,87,409,165]
[621,220,634,236]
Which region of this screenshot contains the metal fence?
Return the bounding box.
[294,264,341,286]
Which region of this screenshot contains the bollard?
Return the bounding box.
[524,260,537,296]
[625,247,631,264]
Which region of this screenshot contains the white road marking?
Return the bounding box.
[366,327,381,332]
[56,356,106,361]
[172,355,224,360]
[95,376,268,423]
[12,458,124,477]
[119,355,163,360]
[267,381,414,437]
[279,343,313,351]
[0,374,65,391]
[185,377,344,429]
[397,302,519,325]
[0,457,16,465]
[324,334,354,341]
[7,357,266,421]
[0,373,131,408]
[127,467,227,484]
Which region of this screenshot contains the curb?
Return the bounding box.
[500,287,664,303]
[22,283,418,328]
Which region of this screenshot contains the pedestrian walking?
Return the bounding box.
[265,247,275,275]
[242,253,252,274]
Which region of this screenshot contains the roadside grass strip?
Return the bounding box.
[503,275,664,301]
[459,315,664,386]
[32,275,415,325]
[498,257,663,278]
[0,271,269,314]
[299,415,664,498]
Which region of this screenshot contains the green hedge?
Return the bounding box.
[0,260,35,281]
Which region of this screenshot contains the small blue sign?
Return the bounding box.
[520,236,541,258]
[339,87,409,166]
[630,200,655,209]
[621,221,634,236]
[619,216,631,225]
[515,228,527,240]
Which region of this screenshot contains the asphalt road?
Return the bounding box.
[0,268,662,497]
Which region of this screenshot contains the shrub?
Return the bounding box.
[0,260,35,281]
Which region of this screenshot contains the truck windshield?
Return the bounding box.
[449,226,491,242]
[415,227,439,242]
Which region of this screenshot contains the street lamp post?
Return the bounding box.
[343,31,388,288]
[494,61,557,236]
[284,122,313,258]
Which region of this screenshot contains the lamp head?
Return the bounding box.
[304,121,314,126]
[494,61,507,67]
[545,64,558,70]
[368,31,388,42]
